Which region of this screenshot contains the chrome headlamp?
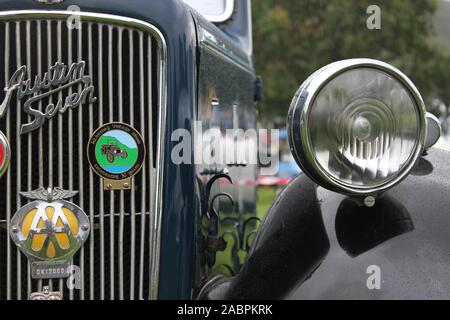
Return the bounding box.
[288,59,426,196]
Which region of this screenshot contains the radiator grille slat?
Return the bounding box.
[4,21,11,300]
[97,23,106,300]
[77,20,85,301]
[46,18,54,294]
[107,25,115,301]
[0,15,163,300]
[117,26,124,301]
[67,20,74,302]
[14,21,23,300]
[56,19,64,296]
[87,21,95,301]
[129,28,136,302]
[138,31,147,300]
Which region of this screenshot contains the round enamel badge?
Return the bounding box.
[10,188,90,263]
[0,131,11,178]
[87,123,146,190]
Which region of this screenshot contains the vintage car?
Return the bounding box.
[0,0,448,301]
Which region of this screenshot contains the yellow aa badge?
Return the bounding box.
[10,187,90,279]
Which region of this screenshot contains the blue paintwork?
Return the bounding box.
[217,0,253,57]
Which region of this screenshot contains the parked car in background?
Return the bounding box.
[257,129,301,188]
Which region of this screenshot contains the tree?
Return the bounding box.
[252,0,450,119]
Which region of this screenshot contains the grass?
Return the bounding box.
[256,186,278,219]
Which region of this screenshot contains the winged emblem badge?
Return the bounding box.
[9,187,90,280]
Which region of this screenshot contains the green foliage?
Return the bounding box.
[253,0,450,119]
[256,186,277,219]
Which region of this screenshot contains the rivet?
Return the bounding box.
[123,183,130,189]
[81,224,89,231]
[364,196,376,207]
[11,226,19,233]
[106,184,113,190]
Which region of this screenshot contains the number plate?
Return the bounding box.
[31,261,70,279]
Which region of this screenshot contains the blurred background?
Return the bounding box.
[254,0,450,215]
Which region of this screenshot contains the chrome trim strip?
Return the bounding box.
[0,10,168,300]
[151,33,167,300]
[199,26,252,72]
[147,35,156,300]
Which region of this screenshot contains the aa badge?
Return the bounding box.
[87,122,146,190]
[0,131,10,178]
[9,187,90,279]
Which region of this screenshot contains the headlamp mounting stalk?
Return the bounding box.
[288,59,427,197]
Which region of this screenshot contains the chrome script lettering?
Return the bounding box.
[0,61,97,134]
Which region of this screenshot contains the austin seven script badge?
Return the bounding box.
[87,122,146,190]
[0,61,97,135]
[0,131,10,178]
[10,187,90,279]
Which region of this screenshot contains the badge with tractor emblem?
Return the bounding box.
[87,122,146,190]
[10,187,90,279]
[0,131,11,178]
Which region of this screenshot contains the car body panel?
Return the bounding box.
[192,9,258,291]
[290,148,450,299]
[207,148,450,300]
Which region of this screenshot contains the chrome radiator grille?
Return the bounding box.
[0,12,166,300]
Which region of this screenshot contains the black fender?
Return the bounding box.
[292,148,450,299]
[199,174,330,299]
[200,147,450,300]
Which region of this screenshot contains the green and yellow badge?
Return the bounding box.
[87,123,146,190]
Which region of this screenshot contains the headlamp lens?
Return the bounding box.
[308,68,422,189]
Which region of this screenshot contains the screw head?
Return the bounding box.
[11,225,19,233]
[364,196,376,207]
[106,184,113,190]
[123,183,130,189]
[81,224,89,232]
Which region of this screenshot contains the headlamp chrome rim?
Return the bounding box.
[288,58,427,196]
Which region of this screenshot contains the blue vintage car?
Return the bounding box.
[0,0,448,301]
